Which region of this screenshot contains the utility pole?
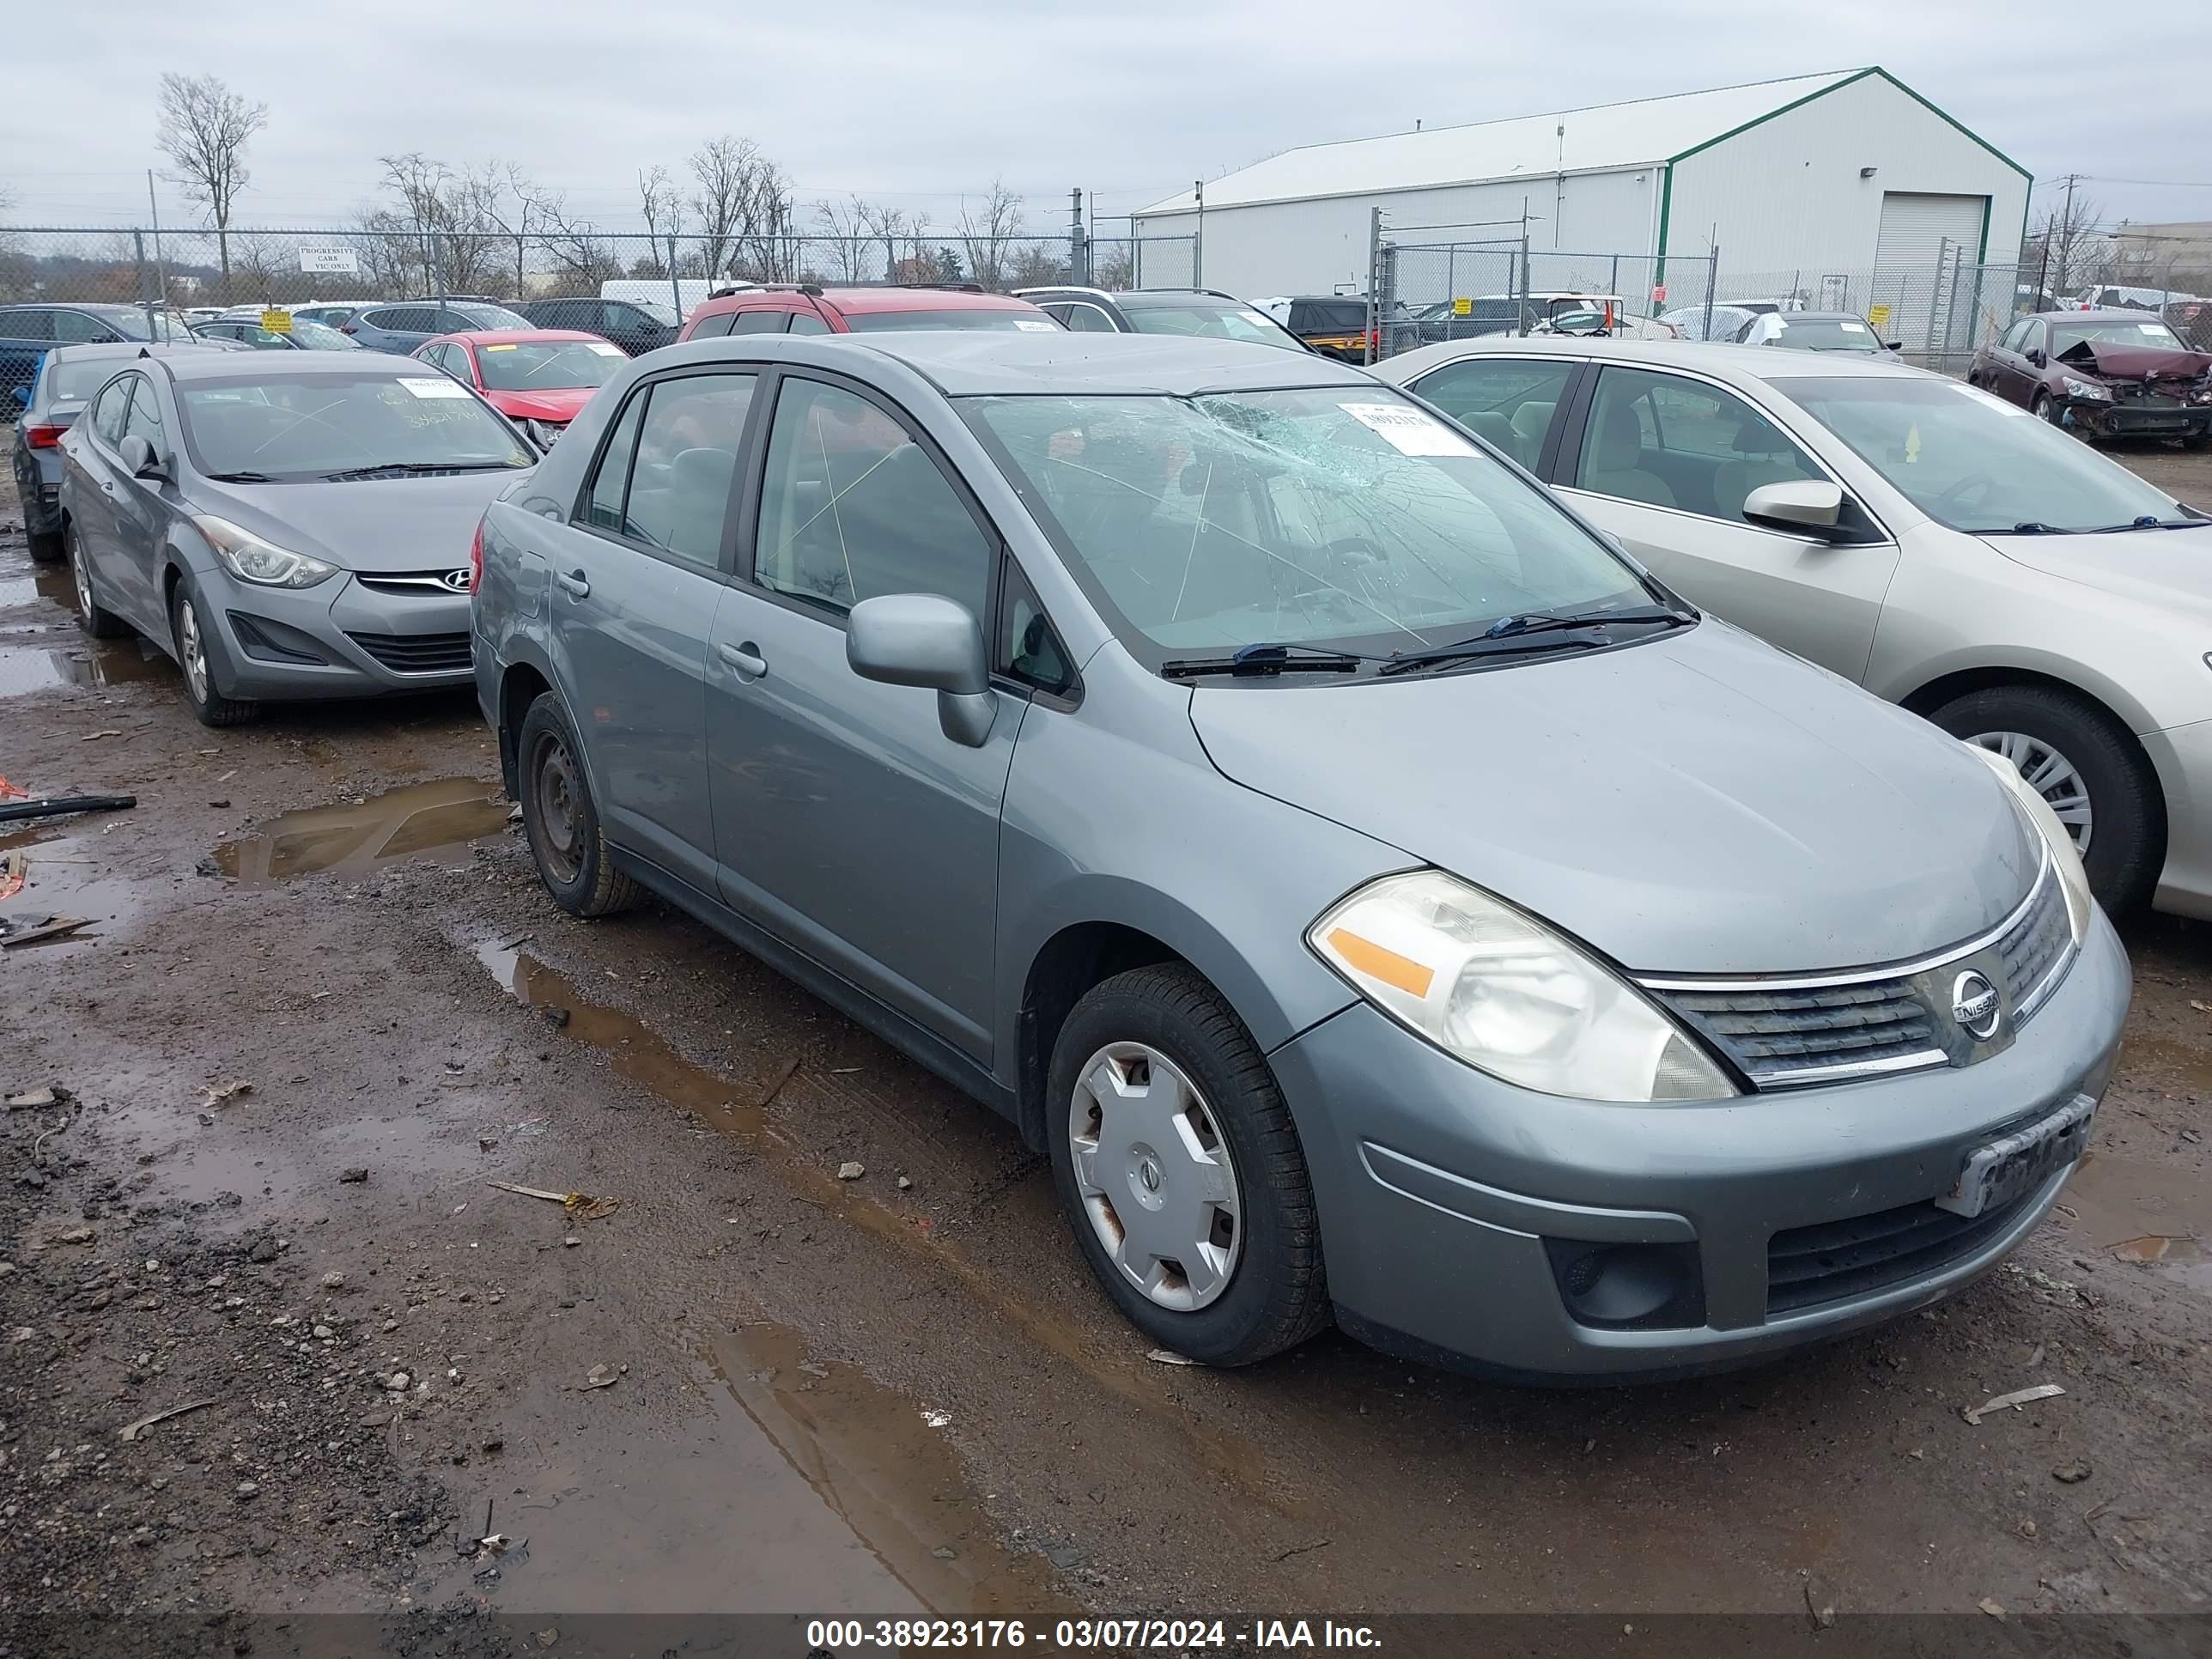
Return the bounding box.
[146,170,170,311]
[2054,173,2079,297]
[1069,186,1085,285]
[1193,179,1204,289]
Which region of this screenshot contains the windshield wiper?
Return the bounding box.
[1159,643,1371,679]
[321,460,522,481]
[2085,515,2212,532]
[1376,605,1691,677]
[204,471,276,483]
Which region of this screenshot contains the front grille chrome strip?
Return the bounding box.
[1635,850,2054,994]
[1748,1048,1951,1090]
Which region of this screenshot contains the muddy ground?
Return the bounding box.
[2,447,2209,1657]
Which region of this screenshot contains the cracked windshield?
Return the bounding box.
[972,389,1655,660]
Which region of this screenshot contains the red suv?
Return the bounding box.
[678,283,1061,341]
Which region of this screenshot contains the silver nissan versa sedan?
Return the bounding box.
[472,331,2129,1381]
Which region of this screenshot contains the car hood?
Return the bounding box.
[1188,621,2037,975]
[2056,339,2212,381]
[1987,528,2212,617]
[192,469,531,575]
[483,387,596,422]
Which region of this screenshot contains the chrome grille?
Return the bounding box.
[354,569,473,597]
[1642,854,2071,1091]
[347,631,472,674]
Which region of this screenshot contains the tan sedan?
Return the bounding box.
[1376,336,2212,915]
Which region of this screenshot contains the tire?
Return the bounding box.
[27,526,64,564]
[1930,684,2161,913]
[1046,963,1329,1366]
[2032,392,2061,427]
[65,519,131,639]
[169,580,258,727]
[516,690,638,918]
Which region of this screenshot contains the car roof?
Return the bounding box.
[44,341,233,364]
[434,329,605,346]
[2035,308,2174,323]
[817,288,1045,315]
[1771,312,1871,323]
[769,331,1371,396]
[1382,334,1926,384]
[155,350,439,381]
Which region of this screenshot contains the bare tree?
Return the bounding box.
[812,195,874,282]
[692,137,783,283]
[734,159,796,283]
[155,73,269,297]
[230,232,288,301]
[2028,186,2105,298]
[955,178,1025,290]
[635,167,683,275]
[533,194,623,295]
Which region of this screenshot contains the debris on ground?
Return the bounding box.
[896,1175,913,1190]
[567,1193,618,1222]
[201,1081,254,1109]
[563,1235,580,1248]
[837,1161,866,1181]
[1964,1383,2066,1424]
[339,1167,369,1183]
[0,915,92,948]
[755,1055,802,1111]
[582,1364,620,1390]
[1147,1349,1200,1366]
[2053,1461,2094,1483]
[77,730,123,743]
[0,848,23,901]
[0,792,137,824]
[7,1085,71,1111]
[489,1180,569,1203]
[921,1408,951,1427]
[1978,1598,2006,1620]
[118,1397,220,1443]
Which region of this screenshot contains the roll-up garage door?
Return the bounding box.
[1871,191,1988,349]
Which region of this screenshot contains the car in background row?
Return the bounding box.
[341,301,534,355]
[191,316,362,351]
[1967,310,2212,445]
[9,341,248,557]
[1254,295,1419,362]
[514,295,682,356]
[1379,335,2212,915]
[2,302,196,405]
[678,283,1060,340]
[1013,287,1310,352]
[414,330,627,448]
[1737,311,1898,355]
[291,302,381,331]
[54,352,536,726]
[473,326,2124,1382]
[1661,302,1774,343]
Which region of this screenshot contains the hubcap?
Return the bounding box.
[531,732,585,883]
[1968,730,2093,854]
[1067,1042,1242,1312]
[177,597,209,703]
[70,532,94,619]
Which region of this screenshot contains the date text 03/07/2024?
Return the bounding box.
[805,1619,1383,1650]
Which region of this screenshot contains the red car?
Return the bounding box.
[678,283,1061,340]
[410,329,628,448]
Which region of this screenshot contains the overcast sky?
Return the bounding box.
[6,0,2208,240]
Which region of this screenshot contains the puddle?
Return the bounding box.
[702,1320,1074,1616]
[215,778,507,886]
[0,573,39,609]
[0,830,147,945]
[0,635,170,696]
[2063,1152,2212,1297]
[474,940,1304,1516]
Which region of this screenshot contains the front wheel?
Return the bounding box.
[516,691,638,918]
[1931,684,2161,912]
[170,580,258,727]
[1047,964,1329,1366]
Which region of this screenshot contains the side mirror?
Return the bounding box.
[1743,480,1843,536]
[847,593,997,748]
[2026,349,2045,368]
[9,386,27,409]
[118,434,168,481]
[1883,340,1903,351]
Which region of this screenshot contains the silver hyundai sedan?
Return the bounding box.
[1376,337,2212,918]
[472,331,2128,1381]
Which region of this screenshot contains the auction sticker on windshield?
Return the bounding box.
[398,378,473,399]
[1013,319,1057,331]
[586,343,625,356]
[1340,401,1478,457]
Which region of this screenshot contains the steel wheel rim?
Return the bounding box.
[177,597,209,704]
[1067,1041,1243,1312]
[1968,729,2093,854]
[70,530,94,620]
[531,732,585,883]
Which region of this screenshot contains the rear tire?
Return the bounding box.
[27,526,64,564]
[517,691,638,918]
[65,520,131,639]
[170,580,258,727]
[1047,963,1330,1366]
[1930,683,2161,913]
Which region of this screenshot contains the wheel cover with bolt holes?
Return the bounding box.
[1068,1042,1243,1312]
[1968,730,2092,853]
[177,597,209,703]
[531,732,585,883]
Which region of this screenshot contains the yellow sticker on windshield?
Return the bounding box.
[1905,425,1921,464]
[483,343,519,350]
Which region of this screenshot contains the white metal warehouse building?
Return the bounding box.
[1134,69,2032,315]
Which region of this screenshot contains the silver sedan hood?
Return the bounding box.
[1188,620,2038,975]
[1989,529,2212,623]
[191,470,532,575]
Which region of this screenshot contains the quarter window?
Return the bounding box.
[618,374,756,564]
[730,310,790,335]
[787,311,831,336]
[752,378,993,617]
[121,379,167,453]
[998,558,1076,696]
[583,391,648,533]
[91,375,136,444]
[1575,366,1825,526]
[1411,358,1574,471]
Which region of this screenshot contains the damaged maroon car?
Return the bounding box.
[1971,310,2212,445]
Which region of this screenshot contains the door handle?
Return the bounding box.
[718,641,768,678]
[556,569,590,599]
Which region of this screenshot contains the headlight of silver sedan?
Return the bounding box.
[1308,871,1740,1101]
[193,514,338,589]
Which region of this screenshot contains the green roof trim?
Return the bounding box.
[1665,66,2032,182]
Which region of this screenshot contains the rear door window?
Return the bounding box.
[53,311,115,344]
[4,309,55,342]
[787,311,831,336]
[1410,358,1576,472]
[688,312,737,338]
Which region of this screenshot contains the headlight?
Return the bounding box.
[1966,744,2095,944]
[525,419,563,450]
[2058,376,2112,401]
[192,514,338,588]
[1307,871,1739,1101]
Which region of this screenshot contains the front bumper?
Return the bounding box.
[195,568,475,702]
[2061,395,2212,440]
[1270,911,2130,1381]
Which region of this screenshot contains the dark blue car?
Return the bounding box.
[1,303,192,407]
